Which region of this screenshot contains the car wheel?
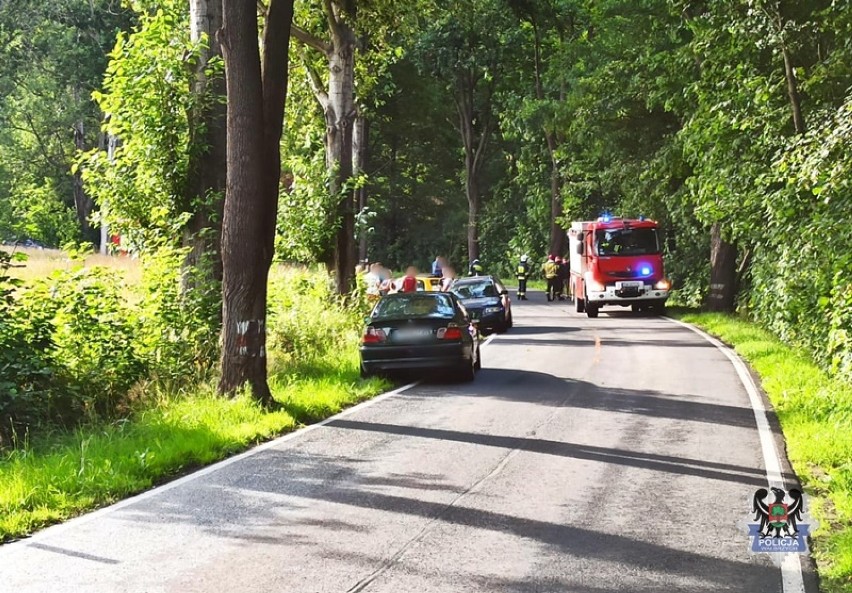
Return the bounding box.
[586,304,599,318]
[359,363,372,379]
[474,345,482,371]
[575,294,585,313]
[650,300,666,315]
[506,311,513,329]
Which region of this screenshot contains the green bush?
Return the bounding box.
[0,246,224,446]
[0,261,148,442]
[266,266,367,371]
[135,246,221,384]
[0,251,57,446]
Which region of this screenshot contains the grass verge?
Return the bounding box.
[672,311,852,593]
[0,349,389,543]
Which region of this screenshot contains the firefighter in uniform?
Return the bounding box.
[556,256,569,301]
[469,259,484,276]
[516,254,530,300]
[542,255,559,302]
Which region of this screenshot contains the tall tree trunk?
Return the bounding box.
[548,156,564,256]
[326,21,358,294]
[531,21,565,257]
[707,222,738,312]
[185,0,227,287]
[466,170,480,263]
[72,116,96,244]
[353,113,369,263]
[781,45,805,135]
[456,71,492,265]
[219,0,294,403]
[100,133,118,254]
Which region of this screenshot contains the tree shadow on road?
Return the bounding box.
[409,368,763,430]
[198,447,780,592]
[326,418,768,486]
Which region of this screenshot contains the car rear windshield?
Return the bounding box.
[595,227,659,256]
[452,281,498,299]
[371,294,456,320]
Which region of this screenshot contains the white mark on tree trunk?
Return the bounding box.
[235,320,266,357]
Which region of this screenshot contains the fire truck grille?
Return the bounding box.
[608,271,642,279]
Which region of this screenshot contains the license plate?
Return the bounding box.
[393,329,434,341]
[616,281,643,290]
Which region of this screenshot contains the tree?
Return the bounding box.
[292,0,359,294]
[218,0,295,403]
[415,0,510,263]
[0,0,133,245]
[184,0,227,286]
[82,3,202,249]
[507,0,578,257]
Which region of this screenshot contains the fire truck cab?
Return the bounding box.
[568,216,670,318]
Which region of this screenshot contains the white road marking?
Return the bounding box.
[0,379,420,550]
[6,332,503,551]
[667,317,806,593]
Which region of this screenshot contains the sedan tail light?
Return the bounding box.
[437,326,464,340]
[362,327,387,344]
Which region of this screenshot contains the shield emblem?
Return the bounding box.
[769,502,788,528]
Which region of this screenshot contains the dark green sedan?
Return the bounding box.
[359,292,481,381]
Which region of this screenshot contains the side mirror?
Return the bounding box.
[575,242,584,255]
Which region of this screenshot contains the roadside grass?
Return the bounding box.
[0,352,389,542]
[673,311,852,592]
[0,257,390,543]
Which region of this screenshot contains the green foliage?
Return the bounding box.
[0,263,147,442]
[0,245,219,447]
[267,266,371,370]
[80,1,206,247]
[0,177,80,246]
[0,250,55,446]
[0,265,389,542]
[135,246,221,383]
[0,0,134,245]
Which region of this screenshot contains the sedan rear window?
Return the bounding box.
[372,294,456,320]
[453,282,497,299]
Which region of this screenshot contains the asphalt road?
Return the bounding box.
[0,294,817,592]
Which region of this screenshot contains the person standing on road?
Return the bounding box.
[556,256,569,301]
[542,255,559,302]
[516,254,530,300]
[431,256,445,277]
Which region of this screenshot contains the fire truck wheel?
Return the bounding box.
[586,304,599,318]
[575,295,585,313]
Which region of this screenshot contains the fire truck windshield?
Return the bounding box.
[595,227,660,256]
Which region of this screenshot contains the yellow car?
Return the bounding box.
[390,275,444,293]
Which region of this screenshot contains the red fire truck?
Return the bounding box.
[568,216,671,318]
